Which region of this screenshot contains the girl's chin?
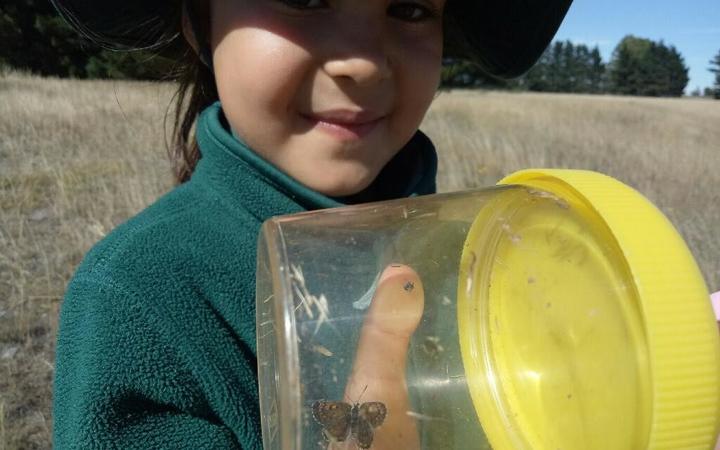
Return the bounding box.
[307,179,374,197]
[297,168,378,197]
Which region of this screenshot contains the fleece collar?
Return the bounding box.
[191,102,437,221]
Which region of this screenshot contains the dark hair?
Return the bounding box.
[166,46,217,184]
[163,0,216,185]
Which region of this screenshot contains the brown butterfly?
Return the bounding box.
[311,400,387,449]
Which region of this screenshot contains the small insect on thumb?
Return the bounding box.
[362,264,424,339]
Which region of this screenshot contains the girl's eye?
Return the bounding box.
[388,2,439,22]
[275,0,328,9]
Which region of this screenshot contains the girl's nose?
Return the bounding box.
[323,54,391,85]
[322,28,392,85]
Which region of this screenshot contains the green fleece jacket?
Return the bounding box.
[53,101,437,449]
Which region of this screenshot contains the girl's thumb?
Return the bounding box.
[342,264,424,449]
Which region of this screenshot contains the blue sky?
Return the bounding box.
[554,0,720,93]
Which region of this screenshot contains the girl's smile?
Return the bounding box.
[210,0,445,196]
[300,109,387,141]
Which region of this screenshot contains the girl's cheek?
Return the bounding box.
[396,39,443,97]
[392,28,443,77]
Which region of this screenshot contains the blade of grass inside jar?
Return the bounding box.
[353,270,382,310]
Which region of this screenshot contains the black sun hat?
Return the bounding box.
[51,0,573,79]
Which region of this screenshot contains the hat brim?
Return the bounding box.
[445,0,573,78]
[51,0,572,79]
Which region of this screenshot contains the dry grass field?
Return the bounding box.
[1,71,719,449]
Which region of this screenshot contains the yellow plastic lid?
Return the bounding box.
[457,169,720,450]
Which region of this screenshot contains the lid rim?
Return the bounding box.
[498,169,720,449]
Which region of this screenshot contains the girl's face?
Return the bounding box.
[210,0,445,196]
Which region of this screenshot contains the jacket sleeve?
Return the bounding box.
[53,275,255,450]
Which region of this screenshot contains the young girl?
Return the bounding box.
[50,0,572,448]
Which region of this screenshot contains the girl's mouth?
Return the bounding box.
[301,110,385,141]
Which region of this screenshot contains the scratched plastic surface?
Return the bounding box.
[257,187,505,450]
[255,184,651,450]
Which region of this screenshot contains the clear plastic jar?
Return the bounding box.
[256,169,720,450]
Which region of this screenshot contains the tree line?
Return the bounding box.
[444,37,720,99]
[1,0,180,79]
[709,51,720,99]
[2,2,720,98]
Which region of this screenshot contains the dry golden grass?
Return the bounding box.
[427,90,720,289]
[1,71,718,449]
[0,71,175,450]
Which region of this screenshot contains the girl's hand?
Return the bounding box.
[333,264,424,449]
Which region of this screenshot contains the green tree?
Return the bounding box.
[710,49,720,99]
[666,45,689,96]
[521,48,552,91]
[0,0,176,79]
[609,36,688,97]
[519,41,606,94]
[609,43,638,95]
[0,0,88,76]
[440,58,508,89]
[588,47,606,93]
[550,41,565,90]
